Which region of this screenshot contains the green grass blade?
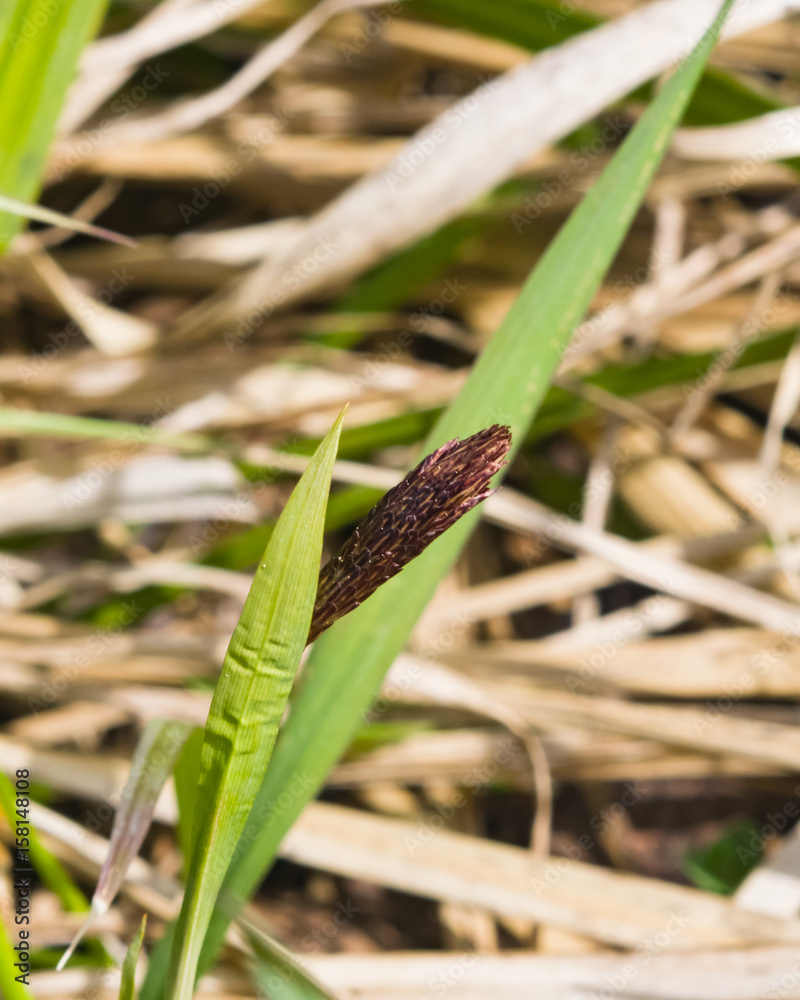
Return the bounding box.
[143,1,734,984]
[411,0,599,51]
[174,727,205,868]
[0,407,213,450]
[4,309,791,483]
[164,408,346,1000]
[682,822,761,895]
[0,0,108,250]
[0,193,136,245]
[246,921,337,1000]
[119,915,147,1000]
[326,215,488,347]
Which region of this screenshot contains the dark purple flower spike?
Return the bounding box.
[308,424,512,643]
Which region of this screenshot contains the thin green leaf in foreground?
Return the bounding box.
[246,919,338,1000]
[165,408,346,1000]
[143,3,735,993]
[174,727,205,868]
[119,915,147,1000]
[0,0,108,250]
[0,193,135,246]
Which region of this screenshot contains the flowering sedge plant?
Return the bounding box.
[73,419,511,1000]
[309,424,512,642]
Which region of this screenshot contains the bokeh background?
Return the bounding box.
[6,1,800,997]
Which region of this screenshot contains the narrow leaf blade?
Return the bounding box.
[119,915,147,1000]
[0,193,135,245]
[174,727,205,868]
[0,0,108,250]
[245,919,338,1000]
[165,408,346,1000]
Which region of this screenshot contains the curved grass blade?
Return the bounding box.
[173,727,205,868]
[0,0,108,251]
[143,4,735,994]
[165,408,346,1000]
[0,408,213,450]
[120,915,147,1000]
[0,193,135,246]
[245,918,338,1000]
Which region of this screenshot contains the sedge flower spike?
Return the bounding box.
[308,424,512,643]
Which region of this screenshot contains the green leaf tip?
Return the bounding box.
[119,915,147,1000]
[163,407,346,1000]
